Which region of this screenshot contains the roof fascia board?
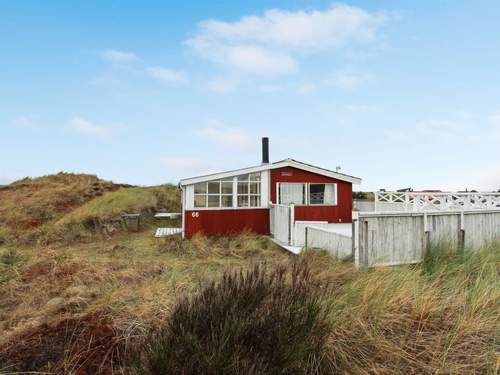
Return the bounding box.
[180,164,271,186]
[180,160,361,186]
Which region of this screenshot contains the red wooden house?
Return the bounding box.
[179,138,362,238]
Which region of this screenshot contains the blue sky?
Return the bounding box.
[1,1,499,191]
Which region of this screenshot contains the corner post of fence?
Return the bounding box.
[352,212,359,264]
[289,204,295,246]
[374,192,378,212]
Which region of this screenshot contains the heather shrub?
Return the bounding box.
[134,262,332,374]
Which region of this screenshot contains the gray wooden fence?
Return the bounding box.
[355,210,500,267]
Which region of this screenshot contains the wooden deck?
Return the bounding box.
[155,227,183,237]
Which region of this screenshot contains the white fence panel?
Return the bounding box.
[269,203,291,245]
[293,221,329,246]
[306,226,352,259]
[375,192,500,212]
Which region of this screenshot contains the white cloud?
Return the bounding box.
[12,115,38,129]
[187,4,385,75]
[69,117,114,139]
[147,67,189,85]
[330,72,370,90]
[195,120,256,149]
[102,49,138,63]
[224,45,297,75]
[207,76,239,93]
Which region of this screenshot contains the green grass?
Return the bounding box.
[58,185,179,225]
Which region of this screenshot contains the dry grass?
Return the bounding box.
[0,173,180,246]
[300,245,500,374]
[0,231,290,373]
[1,236,497,373]
[0,172,124,231]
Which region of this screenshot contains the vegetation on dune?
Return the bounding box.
[0,172,126,231]
[0,173,498,374]
[1,236,498,374]
[0,173,180,245]
[135,262,331,375]
[0,233,288,373]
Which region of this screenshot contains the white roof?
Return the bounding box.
[179,159,362,186]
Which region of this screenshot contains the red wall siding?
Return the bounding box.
[270,166,353,223]
[184,208,270,238]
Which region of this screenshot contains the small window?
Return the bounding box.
[207,195,220,207]
[207,182,220,194]
[194,194,207,208]
[309,184,336,205]
[221,195,232,207]
[221,181,233,194]
[194,183,206,194]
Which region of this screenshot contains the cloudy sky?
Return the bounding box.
[1,1,499,191]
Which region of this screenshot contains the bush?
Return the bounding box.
[134,262,332,374]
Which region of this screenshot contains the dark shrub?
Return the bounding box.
[135,262,332,374]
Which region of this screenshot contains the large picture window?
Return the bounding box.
[194,179,233,208]
[278,183,336,205]
[237,173,261,207]
[192,172,261,209]
[279,183,306,205]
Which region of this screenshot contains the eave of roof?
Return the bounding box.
[179,158,362,186]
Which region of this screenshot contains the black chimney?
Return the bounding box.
[262,137,269,164]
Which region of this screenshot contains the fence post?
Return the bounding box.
[304,226,308,250]
[374,192,378,212]
[289,204,295,246]
[422,212,431,260]
[359,220,369,267]
[352,212,359,263]
[458,211,465,253]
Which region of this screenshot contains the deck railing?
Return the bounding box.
[374,192,500,212]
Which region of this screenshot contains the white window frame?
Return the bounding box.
[237,173,261,208]
[308,183,337,206]
[277,182,307,205]
[277,182,338,206]
[194,179,233,209]
[191,173,264,210]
